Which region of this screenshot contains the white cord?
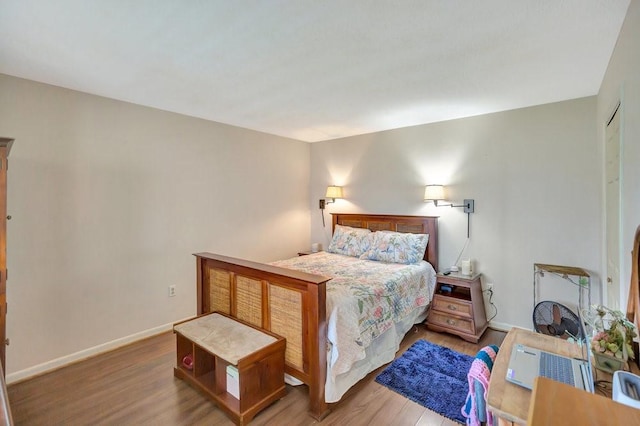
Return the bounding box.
[452,238,470,268]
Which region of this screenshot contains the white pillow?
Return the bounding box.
[359,231,429,264]
[326,225,373,257]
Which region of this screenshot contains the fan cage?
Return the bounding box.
[533,301,584,341]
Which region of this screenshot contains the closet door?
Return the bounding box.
[0,138,13,374]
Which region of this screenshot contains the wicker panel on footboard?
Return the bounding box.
[194,252,331,420]
[269,285,305,370]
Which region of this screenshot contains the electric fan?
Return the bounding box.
[533,301,583,340]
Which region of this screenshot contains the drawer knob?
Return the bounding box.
[447,304,457,311]
[447,319,456,326]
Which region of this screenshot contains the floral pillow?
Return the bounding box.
[327,225,373,257]
[359,231,429,264]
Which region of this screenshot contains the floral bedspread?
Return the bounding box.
[271,251,436,378]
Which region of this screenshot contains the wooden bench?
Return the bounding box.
[174,312,286,425]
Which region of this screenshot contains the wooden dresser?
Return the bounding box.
[0,138,12,374]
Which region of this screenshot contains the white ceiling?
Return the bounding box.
[0,1,631,142]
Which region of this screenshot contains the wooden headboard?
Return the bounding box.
[332,213,439,271]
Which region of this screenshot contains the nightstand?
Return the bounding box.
[426,272,488,343]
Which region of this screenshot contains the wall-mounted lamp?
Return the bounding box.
[319,186,343,210]
[424,184,475,237]
[319,186,343,227]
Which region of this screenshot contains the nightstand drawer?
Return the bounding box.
[428,311,474,335]
[432,295,473,319]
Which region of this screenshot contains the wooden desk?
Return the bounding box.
[487,327,585,425]
[528,376,640,424]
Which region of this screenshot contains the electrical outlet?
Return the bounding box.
[485,282,494,291]
[168,285,176,297]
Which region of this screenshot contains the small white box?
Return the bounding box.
[226,365,240,400]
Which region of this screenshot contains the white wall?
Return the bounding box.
[598,0,640,311]
[310,97,600,330]
[0,74,311,377]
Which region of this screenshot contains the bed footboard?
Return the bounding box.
[194,252,331,420]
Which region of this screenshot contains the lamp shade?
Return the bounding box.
[325,186,343,199]
[424,184,445,201]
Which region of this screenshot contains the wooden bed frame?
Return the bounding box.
[194,213,438,419]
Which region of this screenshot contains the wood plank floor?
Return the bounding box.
[7,326,505,425]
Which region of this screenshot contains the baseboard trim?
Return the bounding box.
[6,318,190,385]
[488,320,519,333]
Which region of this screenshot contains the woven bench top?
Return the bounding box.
[174,313,277,365]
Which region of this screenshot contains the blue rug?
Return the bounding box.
[375,340,473,424]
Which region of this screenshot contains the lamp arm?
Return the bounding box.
[433,200,451,207]
[433,199,474,213]
[433,199,475,238]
